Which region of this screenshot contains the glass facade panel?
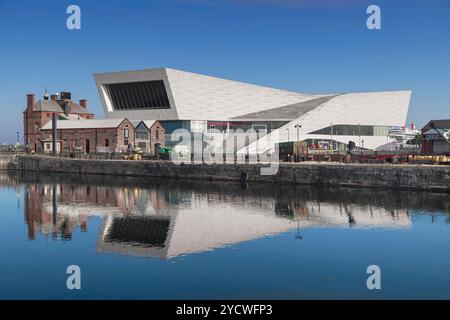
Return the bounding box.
[308,125,390,136]
[105,80,170,110]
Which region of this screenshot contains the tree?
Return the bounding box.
[408,134,422,145]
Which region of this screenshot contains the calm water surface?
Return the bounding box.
[1,171,450,299]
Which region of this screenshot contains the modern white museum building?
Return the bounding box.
[94,67,411,153]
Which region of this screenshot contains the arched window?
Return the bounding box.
[124,127,129,145]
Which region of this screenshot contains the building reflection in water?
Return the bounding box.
[23,183,171,241]
[18,175,421,259]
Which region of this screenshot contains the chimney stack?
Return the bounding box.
[50,94,58,102]
[27,94,35,109]
[79,99,88,108]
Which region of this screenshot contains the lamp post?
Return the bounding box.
[16,131,20,155]
[294,124,302,162]
[358,123,361,150]
[330,122,333,151]
[294,124,302,142]
[52,113,57,156]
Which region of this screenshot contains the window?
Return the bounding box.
[124,128,129,146]
[156,127,160,140]
[104,80,170,110]
[135,123,149,140]
[105,139,110,147]
[308,125,391,137]
[252,124,267,136]
[136,131,148,140]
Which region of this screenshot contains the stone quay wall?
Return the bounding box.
[14,155,450,192]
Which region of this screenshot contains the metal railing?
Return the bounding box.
[28,151,160,161]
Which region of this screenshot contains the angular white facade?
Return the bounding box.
[94,67,411,151]
[247,90,412,152]
[95,68,328,120]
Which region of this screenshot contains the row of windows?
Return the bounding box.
[105,80,170,110]
[135,129,161,140]
[57,128,159,149]
[62,139,110,149]
[136,131,149,140]
[308,125,390,137]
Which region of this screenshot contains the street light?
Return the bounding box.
[294,124,302,142]
[294,124,302,162]
[358,123,361,150]
[330,122,333,150]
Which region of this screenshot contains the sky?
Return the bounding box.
[0,0,449,143]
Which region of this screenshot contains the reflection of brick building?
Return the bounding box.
[23,92,94,153]
[24,184,89,240]
[23,182,167,241]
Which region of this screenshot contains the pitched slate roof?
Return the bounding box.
[41,118,127,130]
[32,100,94,115]
[422,119,450,131]
[33,100,64,113]
[131,120,157,129]
[63,101,94,115]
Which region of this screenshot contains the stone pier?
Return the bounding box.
[13,155,450,192]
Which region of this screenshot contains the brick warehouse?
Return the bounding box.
[40,118,165,155]
[23,92,94,153]
[23,91,165,155]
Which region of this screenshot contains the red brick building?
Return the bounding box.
[132,120,166,155]
[23,92,94,152]
[40,118,165,155]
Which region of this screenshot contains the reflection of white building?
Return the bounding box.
[93,197,411,260]
[96,203,298,259]
[38,186,412,259]
[304,202,411,229]
[94,68,411,152]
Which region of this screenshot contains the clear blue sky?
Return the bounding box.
[0,0,449,143]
